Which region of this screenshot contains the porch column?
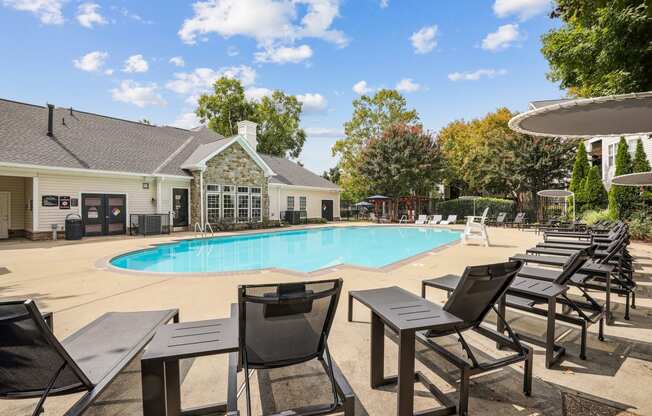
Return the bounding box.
[32,176,39,233]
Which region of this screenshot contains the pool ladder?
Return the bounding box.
[194,222,215,238]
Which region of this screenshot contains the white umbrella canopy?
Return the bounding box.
[509,92,652,138]
[537,190,574,198]
[611,172,652,186]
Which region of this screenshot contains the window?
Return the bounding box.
[251,187,261,194]
[223,194,235,219]
[252,195,262,220]
[608,143,615,168]
[299,196,307,211]
[207,184,220,192]
[222,185,233,193]
[237,186,249,193]
[287,196,295,211]
[207,194,220,223]
[238,194,249,220]
[608,139,639,168]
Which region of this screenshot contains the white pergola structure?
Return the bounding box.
[537,189,575,223]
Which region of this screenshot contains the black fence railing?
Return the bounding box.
[280,210,308,225]
[129,214,171,236]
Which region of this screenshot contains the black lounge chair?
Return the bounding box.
[488,212,507,227]
[504,212,527,229]
[417,261,533,415]
[0,299,179,416]
[422,250,602,367]
[233,279,354,416]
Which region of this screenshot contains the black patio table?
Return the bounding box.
[510,255,616,323]
[141,304,239,416]
[348,286,463,416]
[422,275,568,369]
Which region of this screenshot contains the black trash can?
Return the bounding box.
[65,213,83,240]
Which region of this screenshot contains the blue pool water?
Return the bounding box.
[111,226,461,273]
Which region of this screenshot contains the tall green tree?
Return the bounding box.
[609,137,638,218]
[569,143,590,193]
[322,166,341,184]
[196,77,306,158]
[359,124,441,220]
[254,91,306,158]
[582,166,608,211]
[541,0,652,97]
[633,139,651,172]
[196,77,254,136]
[333,89,419,202]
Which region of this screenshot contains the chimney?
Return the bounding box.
[47,104,54,137]
[237,120,258,150]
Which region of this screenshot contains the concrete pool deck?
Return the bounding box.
[1,222,651,415]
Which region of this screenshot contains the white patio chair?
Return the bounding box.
[440,214,457,225]
[428,214,443,225]
[462,207,490,247]
[415,214,428,225]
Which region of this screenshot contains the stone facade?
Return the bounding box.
[189,142,269,225]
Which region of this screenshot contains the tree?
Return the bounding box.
[608,137,638,218]
[196,77,254,136]
[196,77,306,158]
[254,91,306,158]
[333,89,419,202]
[633,138,651,172]
[492,134,576,216]
[322,166,341,184]
[541,1,652,97]
[140,118,152,125]
[569,143,590,193]
[582,166,608,211]
[358,124,441,220]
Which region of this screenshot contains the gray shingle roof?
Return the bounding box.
[261,154,339,189]
[0,98,338,189]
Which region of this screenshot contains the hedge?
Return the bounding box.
[435,197,516,219]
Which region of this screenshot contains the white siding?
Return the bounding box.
[37,173,157,232]
[156,178,191,214]
[593,134,652,187]
[268,184,340,220]
[0,176,26,230]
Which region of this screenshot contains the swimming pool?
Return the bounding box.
[110,226,461,274]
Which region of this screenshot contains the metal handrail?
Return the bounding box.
[194,222,204,238]
[204,222,215,237]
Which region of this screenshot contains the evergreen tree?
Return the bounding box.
[569,142,590,215]
[633,139,651,172]
[582,166,608,211]
[608,137,638,218]
[569,143,590,193]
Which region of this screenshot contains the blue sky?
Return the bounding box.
[0,0,563,174]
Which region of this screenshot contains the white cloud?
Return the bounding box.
[493,0,551,21]
[395,78,421,93]
[227,45,239,56]
[111,6,153,24]
[73,51,108,72]
[482,24,521,51]
[166,65,257,98]
[410,25,438,54]
[305,127,342,137]
[169,56,185,67]
[111,80,166,107]
[104,68,114,75]
[254,44,313,64]
[178,0,348,50]
[297,93,327,112]
[76,3,106,28]
[171,112,203,129]
[244,87,272,101]
[2,0,64,24]
[352,80,372,95]
[123,54,149,73]
[379,0,389,8]
[448,69,508,81]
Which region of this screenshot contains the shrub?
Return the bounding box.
[581,166,608,211]
[628,212,652,241]
[435,197,516,218]
[581,209,614,225]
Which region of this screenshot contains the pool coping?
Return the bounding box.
[97,224,463,278]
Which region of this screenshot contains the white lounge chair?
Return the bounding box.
[440,214,457,225]
[415,214,428,225]
[462,207,490,247]
[428,215,442,225]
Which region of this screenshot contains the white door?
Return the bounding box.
[0,192,9,239]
